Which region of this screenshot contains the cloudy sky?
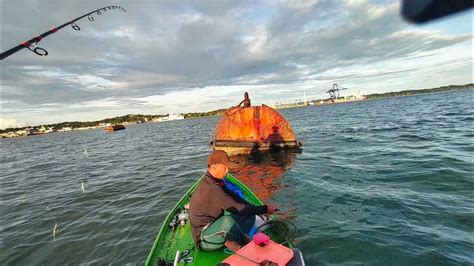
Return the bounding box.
[1,0,472,128]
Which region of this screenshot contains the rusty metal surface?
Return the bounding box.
[214,104,297,144]
[105,125,125,131]
[213,140,299,148]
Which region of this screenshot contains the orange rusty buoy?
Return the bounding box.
[210,104,302,155]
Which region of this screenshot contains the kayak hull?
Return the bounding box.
[145,174,292,266]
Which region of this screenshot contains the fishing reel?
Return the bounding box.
[169,207,190,229]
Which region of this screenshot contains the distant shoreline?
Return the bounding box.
[364,83,473,100]
[1,83,472,137]
[264,83,473,110]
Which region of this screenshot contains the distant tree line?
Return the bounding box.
[1,110,226,133]
[184,108,227,119]
[0,114,167,133]
[365,83,473,99]
[2,83,472,133]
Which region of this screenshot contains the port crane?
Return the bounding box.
[326,83,349,102]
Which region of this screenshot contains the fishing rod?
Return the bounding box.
[0,5,126,61]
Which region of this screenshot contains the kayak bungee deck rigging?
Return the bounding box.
[145,174,297,266]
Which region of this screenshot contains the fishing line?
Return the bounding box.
[45,146,91,240]
[81,147,91,192]
[46,204,60,240]
[254,220,298,245]
[0,5,126,60]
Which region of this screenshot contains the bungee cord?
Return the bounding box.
[0,5,126,61]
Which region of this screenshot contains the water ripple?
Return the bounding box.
[1,89,473,264]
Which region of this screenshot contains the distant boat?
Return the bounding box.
[156,113,185,122]
[58,127,73,132]
[168,113,184,121]
[105,125,125,132]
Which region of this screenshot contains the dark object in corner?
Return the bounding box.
[401,0,473,24]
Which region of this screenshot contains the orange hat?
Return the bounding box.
[208,150,243,172]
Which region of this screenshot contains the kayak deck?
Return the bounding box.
[145,174,291,266]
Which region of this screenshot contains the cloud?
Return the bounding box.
[1,0,472,125]
[0,118,27,129]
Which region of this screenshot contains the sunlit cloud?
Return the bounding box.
[0,118,27,129]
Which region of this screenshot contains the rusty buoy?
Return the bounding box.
[210,104,302,156]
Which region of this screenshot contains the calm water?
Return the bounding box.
[1,89,473,265]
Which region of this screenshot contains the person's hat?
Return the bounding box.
[208,150,243,172]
